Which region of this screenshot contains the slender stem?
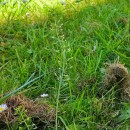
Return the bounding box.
[56,49,65,130]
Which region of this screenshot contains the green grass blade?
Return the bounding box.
[0,74,43,104]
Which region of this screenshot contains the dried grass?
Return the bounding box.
[0,95,55,127]
[104,63,130,101]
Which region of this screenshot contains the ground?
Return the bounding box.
[0,0,130,129]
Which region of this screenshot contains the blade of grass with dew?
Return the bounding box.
[0,74,44,103]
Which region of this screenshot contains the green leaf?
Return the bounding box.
[117,107,130,122]
[0,73,43,104]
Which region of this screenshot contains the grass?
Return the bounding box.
[0,0,130,129]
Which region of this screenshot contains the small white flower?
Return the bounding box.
[40,94,48,98]
[0,104,8,113]
[93,45,97,51]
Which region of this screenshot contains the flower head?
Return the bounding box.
[40,94,48,98]
[0,104,8,113]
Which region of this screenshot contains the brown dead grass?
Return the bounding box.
[0,95,55,127]
[104,63,130,101]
